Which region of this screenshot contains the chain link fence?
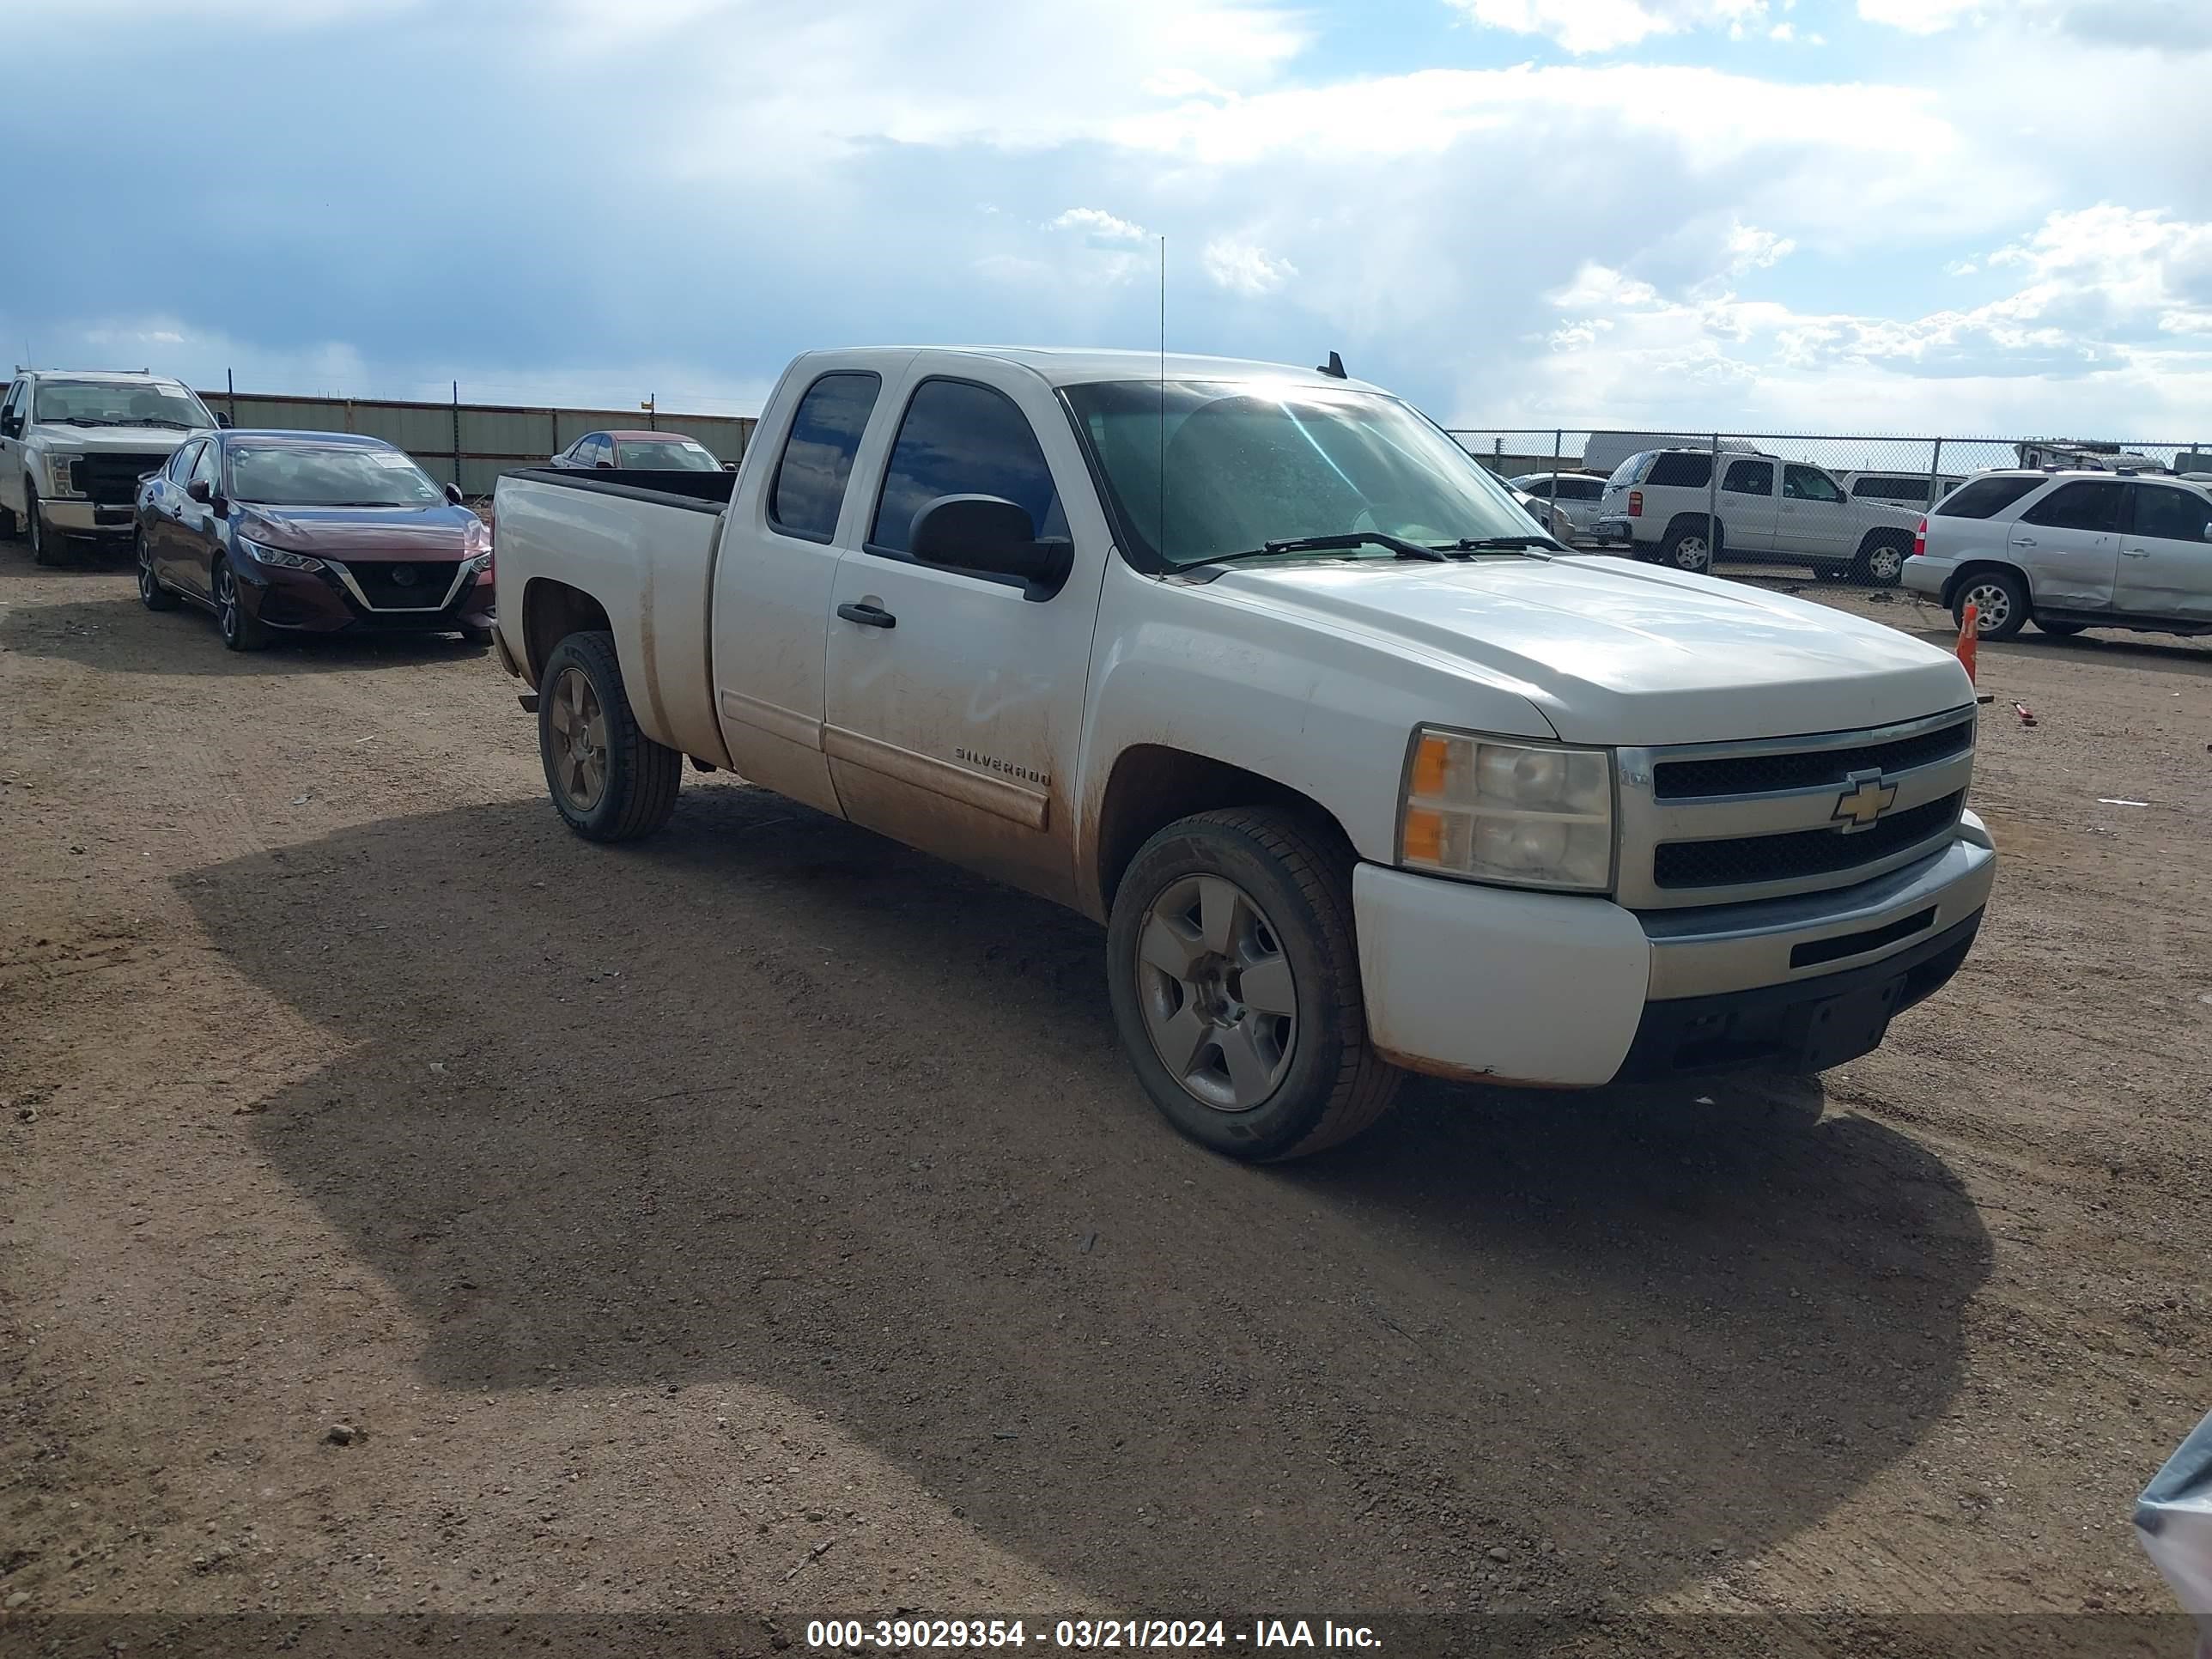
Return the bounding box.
[1449,428,2212,592]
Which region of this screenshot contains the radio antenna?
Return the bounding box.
[1158,234,1167,562]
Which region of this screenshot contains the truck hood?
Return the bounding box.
[1209,554,1972,746]
[32,422,209,453]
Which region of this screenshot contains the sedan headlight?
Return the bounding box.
[238,537,325,572]
[43,452,82,496]
[1398,728,1614,892]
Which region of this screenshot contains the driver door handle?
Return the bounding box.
[836,601,896,629]
[2011,536,2037,548]
[2121,547,2151,558]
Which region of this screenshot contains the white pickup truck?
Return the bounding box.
[491,347,1996,1160]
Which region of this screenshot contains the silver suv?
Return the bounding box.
[1904,469,2212,641]
[0,369,222,565]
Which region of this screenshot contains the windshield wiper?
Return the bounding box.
[131,418,195,429]
[43,416,117,427]
[1437,534,1565,554]
[1249,532,1449,563]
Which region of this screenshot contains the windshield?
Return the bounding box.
[1062,380,1539,567]
[33,379,212,429]
[617,438,719,471]
[228,444,447,507]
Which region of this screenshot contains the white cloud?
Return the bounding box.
[1856,0,1985,30]
[1767,21,1792,39]
[1450,0,1768,53]
[1724,222,1796,274]
[1201,238,1299,295]
[1049,207,1149,247]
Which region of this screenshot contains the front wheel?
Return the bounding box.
[1854,536,1909,587]
[1105,808,1401,1161]
[1954,570,2028,641]
[537,629,681,842]
[137,532,178,611]
[27,490,57,566]
[214,556,270,651]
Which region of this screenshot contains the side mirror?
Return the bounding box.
[186,480,212,504]
[910,494,1071,591]
[0,416,18,439]
[722,461,737,472]
[215,413,233,428]
[445,482,464,505]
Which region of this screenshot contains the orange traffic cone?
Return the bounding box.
[1956,602,1978,684]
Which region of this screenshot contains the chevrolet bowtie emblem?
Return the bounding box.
[1832,769,1899,832]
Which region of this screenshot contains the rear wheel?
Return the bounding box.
[0,499,17,540]
[1660,523,1713,574]
[137,531,177,611]
[1954,569,2028,641]
[2035,617,2086,638]
[537,629,681,842]
[214,556,270,651]
[1105,807,1401,1162]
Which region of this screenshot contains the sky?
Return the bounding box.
[11,0,2212,439]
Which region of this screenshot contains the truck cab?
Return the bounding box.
[0,368,222,564]
[490,347,1996,1162]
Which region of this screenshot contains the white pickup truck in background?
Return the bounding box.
[490,347,1996,1160]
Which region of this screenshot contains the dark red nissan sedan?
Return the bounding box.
[133,430,495,652]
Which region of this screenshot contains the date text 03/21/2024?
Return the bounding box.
[803,1620,1382,1650]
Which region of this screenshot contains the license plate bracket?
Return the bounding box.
[1796,975,1905,1072]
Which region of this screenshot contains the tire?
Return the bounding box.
[1105,807,1401,1162]
[1953,568,2028,641]
[213,556,270,652]
[27,489,57,566]
[1853,535,1909,588]
[458,623,493,647]
[137,530,178,611]
[537,629,681,842]
[1660,521,1714,574]
[0,499,16,540]
[2035,618,2085,638]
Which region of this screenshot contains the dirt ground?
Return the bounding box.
[2,552,2209,1654]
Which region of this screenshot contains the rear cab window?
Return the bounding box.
[1934,476,2045,520]
[1723,459,1773,495]
[769,372,882,543]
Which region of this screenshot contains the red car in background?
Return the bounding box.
[546,429,731,472]
[134,430,494,653]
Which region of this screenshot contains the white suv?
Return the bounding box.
[1904,469,2212,640]
[0,370,222,565]
[1593,447,1924,585]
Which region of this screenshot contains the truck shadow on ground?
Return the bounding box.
[181,781,1990,1613]
[0,589,490,676]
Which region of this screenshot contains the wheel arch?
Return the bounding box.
[521,577,614,687]
[1089,744,1357,921]
[1941,557,2033,609]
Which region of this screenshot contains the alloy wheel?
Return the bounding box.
[216,562,240,642]
[1962,580,2012,634]
[1133,872,1298,1112]
[547,665,609,812]
[137,536,158,600]
[1867,544,1905,583]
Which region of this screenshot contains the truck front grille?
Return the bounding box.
[72,453,169,505]
[1616,708,1978,909]
[1652,718,1973,800]
[1654,792,1966,890]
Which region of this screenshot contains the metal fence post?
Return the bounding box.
[226,367,236,426]
[1707,432,1721,556]
[452,380,462,492]
[1925,437,1944,511]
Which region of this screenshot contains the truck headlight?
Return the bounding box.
[43,452,82,496]
[1398,728,1614,892]
[238,537,325,572]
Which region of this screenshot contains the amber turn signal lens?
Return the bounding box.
[1401,806,1445,864]
[1411,735,1450,798]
